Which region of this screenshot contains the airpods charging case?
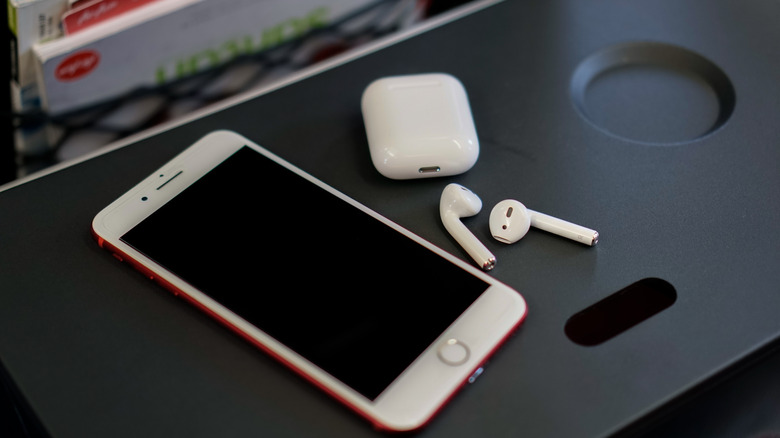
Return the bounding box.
[361,73,480,180]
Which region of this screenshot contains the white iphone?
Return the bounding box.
[91,130,527,432]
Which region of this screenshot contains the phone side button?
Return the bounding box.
[468,367,484,384]
[437,338,470,366]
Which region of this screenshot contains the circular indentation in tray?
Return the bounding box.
[571,42,735,144]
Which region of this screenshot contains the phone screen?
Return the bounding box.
[121,146,489,401]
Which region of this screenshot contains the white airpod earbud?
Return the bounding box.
[489,199,599,246]
[440,184,496,271]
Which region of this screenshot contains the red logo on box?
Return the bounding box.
[55,50,101,81]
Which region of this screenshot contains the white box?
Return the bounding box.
[8,0,69,104]
[32,0,374,116]
[8,0,70,155]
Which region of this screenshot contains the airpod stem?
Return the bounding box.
[528,210,599,246]
[442,213,496,270]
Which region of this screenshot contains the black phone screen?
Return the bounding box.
[121,146,489,401]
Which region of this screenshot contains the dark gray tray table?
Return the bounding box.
[1,1,779,436]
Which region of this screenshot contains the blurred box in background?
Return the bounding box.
[6,0,478,181]
[8,0,67,112]
[8,0,69,161]
[32,0,374,115]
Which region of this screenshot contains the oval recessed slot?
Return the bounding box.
[565,278,677,346]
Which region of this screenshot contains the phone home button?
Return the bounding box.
[437,338,470,366]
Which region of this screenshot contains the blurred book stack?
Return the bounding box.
[7,0,476,181]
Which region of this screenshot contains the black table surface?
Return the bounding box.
[2,1,779,436]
